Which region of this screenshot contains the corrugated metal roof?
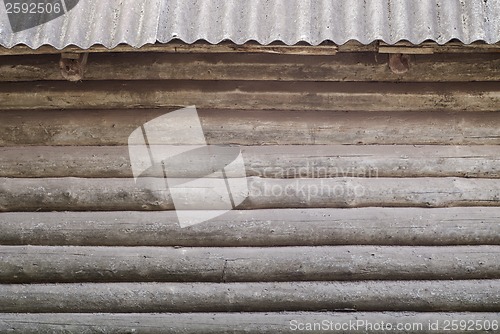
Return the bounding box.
[0,0,499,49]
[0,0,160,49]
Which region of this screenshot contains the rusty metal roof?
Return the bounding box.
[0,0,498,49]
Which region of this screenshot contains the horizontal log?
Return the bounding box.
[0,41,341,56]
[1,53,498,82]
[2,109,499,147]
[0,81,498,111]
[1,312,499,334]
[2,245,498,283]
[377,41,500,54]
[0,280,498,312]
[2,145,500,178]
[1,177,500,212]
[0,41,498,57]
[1,208,499,246]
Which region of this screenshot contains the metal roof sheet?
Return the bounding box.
[0,0,499,49]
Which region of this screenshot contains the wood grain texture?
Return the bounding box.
[0,81,498,111]
[1,177,500,212]
[1,245,498,283]
[0,40,498,56]
[1,208,499,246]
[0,280,498,313]
[0,312,498,334]
[1,53,498,82]
[0,42,342,56]
[0,42,498,324]
[377,41,500,54]
[1,145,499,178]
[2,109,499,147]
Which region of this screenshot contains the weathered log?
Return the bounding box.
[1,145,499,178]
[0,312,498,334]
[0,40,498,56]
[0,280,498,313]
[1,53,498,82]
[0,41,342,56]
[2,109,499,147]
[377,41,500,54]
[1,245,498,283]
[0,81,497,111]
[1,208,499,246]
[1,177,500,212]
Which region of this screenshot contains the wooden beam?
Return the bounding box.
[378,41,500,54]
[0,41,497,56]
[1,312,498,334]
[0,245,498,283]
[0,81,498,111]
[0,280,498,312]
[1,208,499,246]
[1,53,498,82]
[0,42,339,56]
[2,145,500,179]
[1,110,499,147]
[1,177,500,211]
[379,46,434,54]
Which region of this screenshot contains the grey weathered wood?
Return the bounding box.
[0,280,498,312]
[0,81,498,111]
[0,40,498,56]
[0,146,132,178]
[1,245,498,283]
[1,53,498,82]
[377,41,500,54]
[1,177,500,212]
[0,41,341,56]
[1,312,498,334]
[2,145,499,178]
[2,109,500,147]
[1,208,499,246]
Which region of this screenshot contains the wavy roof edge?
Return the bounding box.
[2,38,500,52]
[0,0,499,50]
